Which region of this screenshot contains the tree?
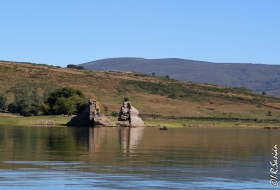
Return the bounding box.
[67,64,77,69]
[54,97,77,115]
[8,83,42,116]
[40,103,51,115]
[152,72,156,77]
[267,111,272,116]
[123,97,130,102]
[45,87,86,115]
[46,87,85,107]
[0,94,7,111]
[8,102,20,113]
[16,90,41,116]
[166,75,170,79]
[67,64,86,70]
[77,66,86,70]
[76,99,88,114]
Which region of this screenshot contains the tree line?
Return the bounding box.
[66,64,86,70]
[0,86,87,116]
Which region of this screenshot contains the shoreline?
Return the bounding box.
[0,114,280,129]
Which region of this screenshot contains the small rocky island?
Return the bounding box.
[116,101,146,127]
[67,99,146,127]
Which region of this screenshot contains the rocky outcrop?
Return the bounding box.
[33,120,55,126]
[116,101,146,127]
[187,123,215,128]
[67,99,116,126]
[67,99,145,127]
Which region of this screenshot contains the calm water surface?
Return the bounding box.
[0,125,279,189]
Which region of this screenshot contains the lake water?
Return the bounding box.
[0,125,279,189]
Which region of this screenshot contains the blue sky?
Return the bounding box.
[1,0,280,67]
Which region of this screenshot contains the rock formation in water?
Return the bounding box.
[67,99,116,126]
[116,101,146,127]
[67,99,145,127]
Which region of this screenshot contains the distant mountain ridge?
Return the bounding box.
[79,58,280,96]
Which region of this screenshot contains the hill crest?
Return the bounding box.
[79,57,280,96]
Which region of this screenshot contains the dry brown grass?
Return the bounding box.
[1,60,280,121]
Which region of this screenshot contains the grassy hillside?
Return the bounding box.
[80,58,280,96]
[1,60,280,123]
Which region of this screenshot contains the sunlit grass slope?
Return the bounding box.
[1,60,280,122]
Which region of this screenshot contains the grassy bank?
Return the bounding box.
[0,115,70,126]
[145,119,280,128]
[1,114,279,128]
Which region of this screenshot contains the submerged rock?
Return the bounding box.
[158,126,168,130]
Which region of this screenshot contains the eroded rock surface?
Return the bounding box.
[67,99,116,126]
[116,101,146,127]
[67,100,145,127]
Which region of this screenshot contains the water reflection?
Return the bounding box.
[119,127,144,154]
[89,127,100,153]
[0,126,280,189]
[87,127,144,155]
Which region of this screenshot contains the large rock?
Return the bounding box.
[67,99,116,126]
[116,101,146,127]
[67,99,145,127]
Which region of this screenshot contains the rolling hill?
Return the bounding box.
[1,60,280,123]
[80,58,280,96]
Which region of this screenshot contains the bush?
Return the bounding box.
[123,97,130,101]
[40,103,51,115]
[8,84,42,116]
[67,64,77,69]
[267,111,272,116]
[44,87,86,115]
[46,87,85,107]
[76,99,88,114]
[67,64,86,70]
[168,93,177,99]
[111,111,119,117]
[0,94,6,111]
[8,102,20,113]
[54,97,77,115]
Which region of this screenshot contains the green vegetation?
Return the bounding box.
[4,81,87,116]
[121,80,210,101]
[43,87,87,115]
[7,82,42,116]
[0,114,71,126]
[67,64,86,70]
[80,57,280,97]
[267,111,272,116]
[123,97,130,101]
[8,102,20,113]
[0,94,6,111]
[1,60,280,127]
